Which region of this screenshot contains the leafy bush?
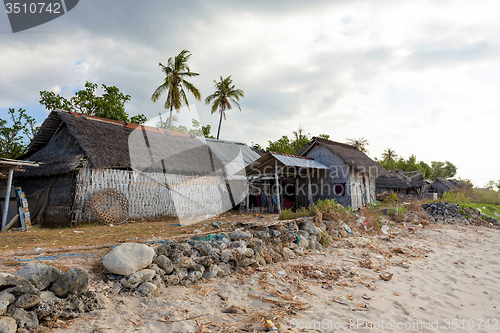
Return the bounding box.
[387,205,408,216]
[383,192,399,204]
[442,190,471,205]
[471,189,500,206]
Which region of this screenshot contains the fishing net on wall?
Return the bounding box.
[90,188,129,224]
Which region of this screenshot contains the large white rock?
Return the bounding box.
[103,243,155,276]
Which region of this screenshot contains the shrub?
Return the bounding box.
[383,192,399,204]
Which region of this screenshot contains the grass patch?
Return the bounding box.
[278,199,350,220]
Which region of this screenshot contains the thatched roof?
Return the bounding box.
[376,170,425,189]
[20,110,225,177]
[298,137,388,176]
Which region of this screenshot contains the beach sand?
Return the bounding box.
[47,223,500,333]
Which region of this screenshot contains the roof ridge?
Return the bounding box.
[312,136,358,150]
[269,151,314,160]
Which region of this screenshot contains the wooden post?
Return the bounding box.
[275,160,281,213]
[1,168,14,230]
[246,179,250,213]
[307,168,313,207]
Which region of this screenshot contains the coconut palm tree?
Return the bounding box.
[382,148,398,161]
[205,76,244,140]
[151,50,201,129]
[346,137,369,154]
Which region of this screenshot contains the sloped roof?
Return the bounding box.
[376,170,425,189]
[298,137,388,176]
[21,110,226,177]
[243,152,329,177]
[205,138,261,179]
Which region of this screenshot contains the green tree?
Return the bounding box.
[485,180,500,191]
[205,75,244,140]
[151,49,201,129]
[202,124,215,139]
[318,134,330,140]
[266,126,312,155]
[39,81,147,123]
[0,108,39,158]
[382,148,398,161]
[346,137,369,154]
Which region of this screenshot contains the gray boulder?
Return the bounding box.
[14,294,40,309]
[0,273,32,289]
[153,255,173,274]
[50,268,88,297]
[137,282,159,298]
[230,230,252,241]
[0,292,15,315]
[103,243,155,275]
[10,308,39,330]
[0,317,16,333]
[120,269,155,289]
[14,263,60,291]
[299,220,318,235]
[38,291,58,302]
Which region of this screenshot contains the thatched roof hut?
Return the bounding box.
[376,170,426,197]
[16,110,246,227]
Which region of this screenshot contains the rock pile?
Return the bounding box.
[0,263,106,332]
[100,217,348,296]
[421,202,498,225]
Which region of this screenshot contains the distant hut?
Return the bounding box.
[296,137,388,210]
[16,110,246,227]
[376,170,426,198]
[427,177,459,197]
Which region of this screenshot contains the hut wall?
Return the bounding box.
[300,145,352,208]
[73,165,232,223]
[349,168,375,210]
[15,172,77,227]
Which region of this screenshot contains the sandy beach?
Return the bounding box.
[44,223,500,333]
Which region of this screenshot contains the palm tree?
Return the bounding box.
[346,137,369,153]
[205,76,244,140]
[382,148,398,161]
[151,50,201,129]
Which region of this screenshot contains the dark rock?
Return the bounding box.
[120,269,155,289]
[50,268,88,298]
[194,242,213,256]
[153,255,174,274]
[230,230,252,241]
[14,263,60,291]
[0,273,33,290]
[299,220,318,235]
[14,294,40,309]
[4,284,39,297]
[34,298,68,322]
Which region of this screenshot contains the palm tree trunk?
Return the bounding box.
[168,90,174,129]
[217,110,223,140]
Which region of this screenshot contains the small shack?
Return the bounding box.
[297,137,387,210]
[243,152,330,212]
[16,110,255,227]
[376,170,426,198]
[427,177,459,197]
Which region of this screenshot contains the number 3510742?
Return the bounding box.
[5,2,61,14]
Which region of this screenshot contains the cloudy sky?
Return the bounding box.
[1,0,499,186]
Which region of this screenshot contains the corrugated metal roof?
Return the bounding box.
[205,138,261,179]
[271,153,329,169]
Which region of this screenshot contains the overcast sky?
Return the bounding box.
[1,0,499,186]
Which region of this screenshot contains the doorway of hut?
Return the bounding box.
[283,178,296,210]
